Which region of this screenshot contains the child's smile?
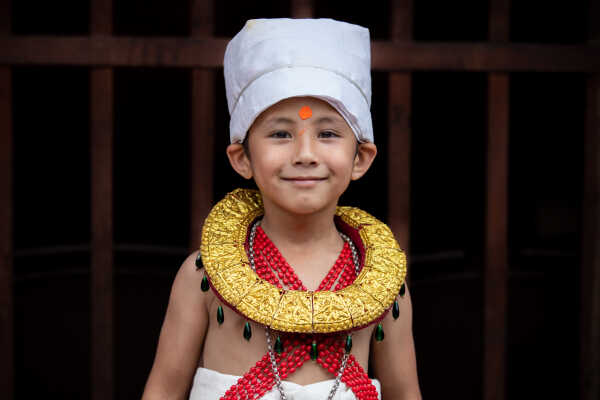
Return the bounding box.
[280,175,327,187]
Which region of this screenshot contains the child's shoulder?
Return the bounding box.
[169,250,213,311]
[177,250,203,281]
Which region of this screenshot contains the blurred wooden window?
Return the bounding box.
[0,1,598,399]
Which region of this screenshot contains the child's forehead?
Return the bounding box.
[260,97,340,119]
[249,96,352,135]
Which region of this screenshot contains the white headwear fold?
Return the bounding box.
[224,18,374,143]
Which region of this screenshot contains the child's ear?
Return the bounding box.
[351,143,377,180]
[226,143,253,179]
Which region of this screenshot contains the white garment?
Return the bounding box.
[223,18,374,144]
[189,366,382,400]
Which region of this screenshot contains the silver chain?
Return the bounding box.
[248,219,359,399]
[265,328,287,400]
[266,327,351,400]
[338,231,360,277]
[327,351,350,400]
[248,220,258,272]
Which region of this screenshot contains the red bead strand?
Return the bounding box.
[221,226,376,400]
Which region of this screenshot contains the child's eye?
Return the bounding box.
[270,131,291,138]
[318,131,339,138]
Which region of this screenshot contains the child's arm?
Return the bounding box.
[371,284,422,399]
[142,251,210,400]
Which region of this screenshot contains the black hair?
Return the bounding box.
[242,132,251,160]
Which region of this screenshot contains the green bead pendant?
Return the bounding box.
[345,334,353,353]
[392,300,400,320]
[195,253,203,269]
[310,340,319,361]
[217,305,224,325]
[375,323,385,342]
[201,275,209,292]
[243,322,252,341]
[399,282,406,297]
[274,336,283,354]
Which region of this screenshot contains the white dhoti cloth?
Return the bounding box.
[189,367,382,400]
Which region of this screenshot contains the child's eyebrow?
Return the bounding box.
[314,116,345,125]
[264,116,295,126]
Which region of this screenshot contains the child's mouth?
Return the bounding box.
[281,177,327,186]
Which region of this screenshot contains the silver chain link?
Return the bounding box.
[327,351,350,400]
[266,327,351,400]
[265,328,287,400]
[338,231,360,277]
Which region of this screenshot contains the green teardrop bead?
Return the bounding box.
[392,300,400,320]
[201,275,209,292]
[217,305,224,325]
[399,282,406,297]
[310,340,318,360]
[195,253,203,269]
[345,334,353,353]
[375,323,385,342]
[243,322,252,341]
[274,336,283,354]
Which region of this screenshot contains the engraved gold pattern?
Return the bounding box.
[200,188,407,333]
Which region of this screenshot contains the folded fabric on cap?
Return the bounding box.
[224,18,374,144]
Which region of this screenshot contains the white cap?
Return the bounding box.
[224,18,373,143]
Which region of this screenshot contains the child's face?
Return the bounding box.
[227,97,377,216]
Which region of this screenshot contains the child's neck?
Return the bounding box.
[259,201,343,254]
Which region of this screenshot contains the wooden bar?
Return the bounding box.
[90,0,112,35]
[390,0,413,40]
[371,42,600,72]
[90,66,115,400]
[0,0,9,34]
[582,72,600,400]
[189,1,215,250]
[0,2,13,398]
[291,0,314,18]
[483,73,509,400]
[189,70,215,250]
[582,3,600,397]
[0,66,13,400]
[489,0,510,41]
[90,2,114,400]
[387,0,413,252]
[484,2,510,400]
[0,37,598,72]
[190,0,214,36]
[387,74,411,251]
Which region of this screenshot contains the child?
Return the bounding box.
[142,18,421,400]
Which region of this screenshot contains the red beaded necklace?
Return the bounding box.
[220,225,379,400]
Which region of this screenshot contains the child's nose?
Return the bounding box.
[292,130,318,165]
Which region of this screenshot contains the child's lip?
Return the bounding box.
[281,177,327,187]
[281,177,326,181]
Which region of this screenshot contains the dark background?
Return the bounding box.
[5,0,593,399]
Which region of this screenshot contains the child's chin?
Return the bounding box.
[282,199,332,215]
[262,190,338,216]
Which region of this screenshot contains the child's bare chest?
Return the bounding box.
[201,292,374,385]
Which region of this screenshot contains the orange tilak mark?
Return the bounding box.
[298,106,313,120]
[298,128,306,136]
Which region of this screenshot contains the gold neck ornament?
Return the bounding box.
[200,189,407,334]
